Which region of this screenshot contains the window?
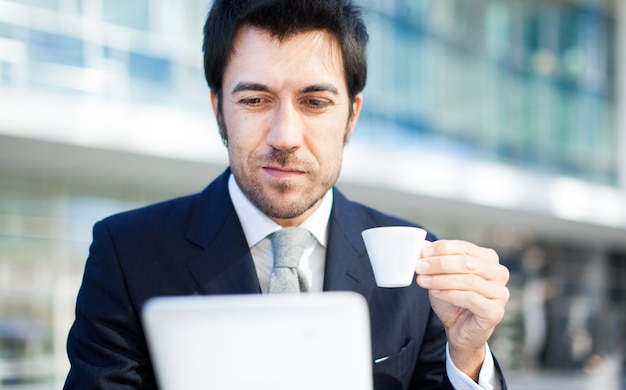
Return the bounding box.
[102,0,150,31]
[27,30,83,67]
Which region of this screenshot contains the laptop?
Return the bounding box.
[142,291,373,390]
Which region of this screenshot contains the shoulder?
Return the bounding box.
[332,188,437,241]
[101,192,200,229]
[101,169,231,232]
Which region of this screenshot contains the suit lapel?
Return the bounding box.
[186,169,261,295]
[323,189,377,299]
[183,175,377,297]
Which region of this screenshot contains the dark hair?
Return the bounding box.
[202,0,368,104]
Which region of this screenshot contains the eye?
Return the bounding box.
[303,98,331,110]
[240,97,264,106]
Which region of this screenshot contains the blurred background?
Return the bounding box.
[0,0,625,388]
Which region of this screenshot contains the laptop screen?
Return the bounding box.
[142,291,373,389]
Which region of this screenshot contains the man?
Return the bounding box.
[64,0,510,389]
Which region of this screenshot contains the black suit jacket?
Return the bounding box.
[65,169,506,389]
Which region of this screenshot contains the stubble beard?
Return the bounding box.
[219,120,340,220]
[235,148,339,220]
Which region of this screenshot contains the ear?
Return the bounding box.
[210,90,219,116]
[210,90,228,146]
[344,93,363,144]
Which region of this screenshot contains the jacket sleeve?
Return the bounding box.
[406,309,455,390]
[64,220,157,389]
[408,310,508,390]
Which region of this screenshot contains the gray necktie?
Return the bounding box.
[268,227,311,293]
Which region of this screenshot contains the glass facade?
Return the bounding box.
[0,0,624,388]
[360,0,617,186]
[0,0,208,108]
[0,168,174,386]
[0,0,618,185]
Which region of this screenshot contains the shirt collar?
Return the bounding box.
[228,173,332,248]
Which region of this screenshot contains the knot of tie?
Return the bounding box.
[268,227,311,293]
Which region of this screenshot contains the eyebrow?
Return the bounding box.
[300,84,338,95]
[232,82,269,94]
[231,82,339,95]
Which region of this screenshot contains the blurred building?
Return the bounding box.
[0,0,624,388]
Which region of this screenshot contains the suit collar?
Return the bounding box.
[184,170,377,298]
[323,189,377,298]
[186,168,261,295]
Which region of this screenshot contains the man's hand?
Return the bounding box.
[415,240,510,381]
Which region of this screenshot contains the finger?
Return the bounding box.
[416,255,510,283]
[428,288,509,324]
[422,240,499,264]
[417,272,510,299]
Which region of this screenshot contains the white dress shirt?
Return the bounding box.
[228,174,500,389]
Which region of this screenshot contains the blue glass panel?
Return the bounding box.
[0,22,11,38]
[128,52,171,83]
[27,30,84,67]
[1,61,11,86]
[102,0,149,31]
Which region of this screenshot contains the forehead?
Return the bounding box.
[223,25,347,92]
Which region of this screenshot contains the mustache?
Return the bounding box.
[259,148,310,171]
[269,148,296,166]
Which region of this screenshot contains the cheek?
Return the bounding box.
[226,116,264,152]
[310,132,345,167]
[306,117,349,157]
[229,134,254,163]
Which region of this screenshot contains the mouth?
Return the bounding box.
[263,165,305,179]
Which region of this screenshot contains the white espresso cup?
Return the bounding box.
[361,226,430,288]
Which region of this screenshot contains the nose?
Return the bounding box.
[266,101,303,151]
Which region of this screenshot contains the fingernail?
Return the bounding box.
[421,246,435,258]
[418,275,432,284]
[416,260,429,273]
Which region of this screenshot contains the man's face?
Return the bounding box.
[211,25,362,226]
